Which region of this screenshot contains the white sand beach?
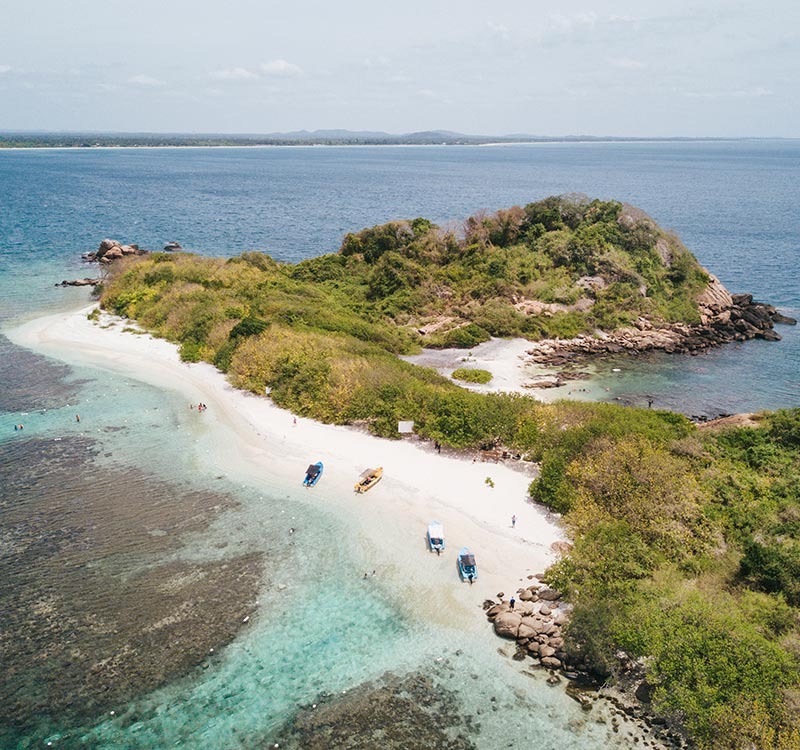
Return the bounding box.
[7,306,567,626]
[402,335,609,403]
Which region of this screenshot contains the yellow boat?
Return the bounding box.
[354,466,383,493]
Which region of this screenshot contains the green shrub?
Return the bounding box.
[451,368,492,384]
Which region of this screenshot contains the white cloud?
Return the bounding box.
[610,57,646,70]
[549,12,597,32]
[487,21,509,37]
[209,67,259,81]
[128,74,166,87]
[0,65,12,74]
[416,88,436,99]
[682,87,773,99]
[260,59,303,77]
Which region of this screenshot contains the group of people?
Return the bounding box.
[192,403,208,412]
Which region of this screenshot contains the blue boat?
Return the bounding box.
[427,522,445,555]
[457,547,477,583]
[303,461,324,487]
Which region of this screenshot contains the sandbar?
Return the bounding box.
[7,306,566,626]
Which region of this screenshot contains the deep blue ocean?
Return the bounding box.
[0,141,798,749]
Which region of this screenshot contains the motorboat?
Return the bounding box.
[303,461,323,487]
[457,547,477,582]
[354,466,383,493]
[427,522,444,555]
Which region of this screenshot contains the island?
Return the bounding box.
[81,195,800,749]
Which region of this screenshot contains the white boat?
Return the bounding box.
[427,522,444,555]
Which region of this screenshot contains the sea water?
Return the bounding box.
[1,141,798,748]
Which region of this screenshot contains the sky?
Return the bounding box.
[0,0,797,137]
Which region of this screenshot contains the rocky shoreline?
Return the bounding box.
[523,275,796,372]
[485,577,687,749]
[55,239,183,287]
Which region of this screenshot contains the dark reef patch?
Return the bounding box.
[0,436,264,745]
[268,672,478,750]
[0,333,81,413]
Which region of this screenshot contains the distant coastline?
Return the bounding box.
[0,130,793,149]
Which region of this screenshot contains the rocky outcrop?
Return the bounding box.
[55,278,102,287]
[487,579,686,748]
[525,275,796,367]
[82,238,148,264]
[485,582,572,672]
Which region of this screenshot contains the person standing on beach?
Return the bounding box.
[511,514,516,528]
[509,596,515,611]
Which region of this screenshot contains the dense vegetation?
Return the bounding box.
[99,197,800,749]
[451,368,493,384]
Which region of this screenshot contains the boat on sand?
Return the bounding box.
[427,522,445,555]
[457,547,477,582]
[303,461,324,487]
[354,467,383,493]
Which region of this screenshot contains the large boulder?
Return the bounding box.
[100,246,124,263]
[538,588,562,601]
[493,612,522,639]
[486,603,509,619]
[96,238,121,259]
[541,656,563,669]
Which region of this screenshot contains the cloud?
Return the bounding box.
[0,65,12,75]
[682,87,773,99]
[416,88,436,99]
[487,21,510,37]
[549,12,597,32]
[260,59,303,77]
[128,74,166,87]
[209,67,259,81]
[610,57,646,70]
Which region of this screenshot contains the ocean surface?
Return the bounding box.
[1,141,798,748]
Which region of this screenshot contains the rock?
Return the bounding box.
[540,656,562,669]
[634,680,655,703]
[539,604,552,617]
[96,238,121,258]
[515,601,535,616]
[496,592,505,599]
[539,645,556,658]
[517,622,538,639]
[493,612,522,639]
[773,312,797,325]
[485,603,509,619]
[553,610,570,626]
[518,589,534,601]
[56,278,101,287]
[101,247,124,262]
[546,673,562,686]
[538,588,562,601]
[526,641,540,655]
[164,241,182,251]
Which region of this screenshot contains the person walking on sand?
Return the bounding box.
[511,514,516,529]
